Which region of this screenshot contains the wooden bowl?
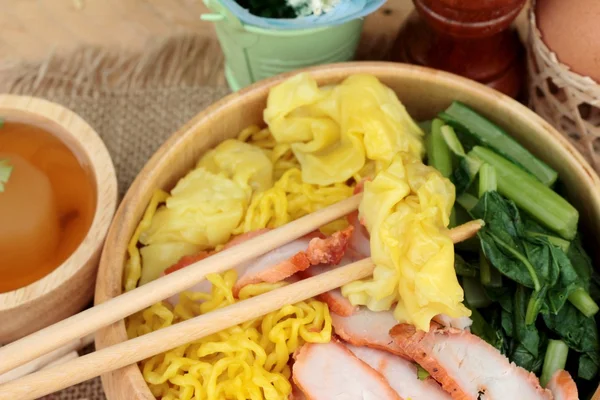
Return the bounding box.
[95,62,600,400]
[0,95,117,344]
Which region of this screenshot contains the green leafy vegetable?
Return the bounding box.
[480,250,502,287]
[236,0,297,18]
[568,288,600,318]
[454,254,479,278]
[416,365,430,381]
[526,232,570,253]
[466,304,505,352]
[544,303,600,380]
[469,191,596,319]
[439,101,558,186]
[418,119,433,135]
[540,339,569,387]
[441,101,600,388]
[0,159,13,192]
[463,276,492,308]
[477,164,502,287]
[568,236,600,310]
[426,119,453,178]
[568,236,600,298]
[457,193,479,212]
[478,163,497,197]
[511,285,546,373]
[478,285,547,373]
[441,124,466,156]
[471,192,543,290]
[426,119,459,227]
[470,146,578,240]
[441,125,482,195]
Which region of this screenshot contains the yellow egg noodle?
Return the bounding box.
[123,73,469,399]
[124,107,347,399]
[124,189,170,292]
[127,271,332,400]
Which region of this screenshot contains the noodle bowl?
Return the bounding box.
[95,63,600,400]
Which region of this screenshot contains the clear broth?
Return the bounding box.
[0,121,97,293]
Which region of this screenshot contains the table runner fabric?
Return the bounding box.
[2,36,230,400]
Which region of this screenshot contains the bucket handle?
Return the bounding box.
[201,0,244,29]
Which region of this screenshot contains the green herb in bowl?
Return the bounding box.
[425,102,600,398]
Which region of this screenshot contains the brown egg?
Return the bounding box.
[536,0,600,82]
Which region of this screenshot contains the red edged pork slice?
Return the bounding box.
[164,251,212,275]
[162,229,270,304]
[389,324,553,400]
[347,344,452,400]
[298,255,358,317]
[233,226,353,295]
[289,382,307,400]
[162,251,214,305]
[305,225,353,265]
[331,307,407,358]
[546,370,578,400]
[164,229,271,276]
[223,229,271,249]
[347,211,370,259]
[292,341,402,400]
[232,237,312,295]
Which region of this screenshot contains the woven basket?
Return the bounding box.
[527,5,600,173]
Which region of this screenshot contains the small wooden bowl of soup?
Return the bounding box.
[0,95,117,344]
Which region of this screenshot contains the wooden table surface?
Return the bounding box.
[1,0,413,64]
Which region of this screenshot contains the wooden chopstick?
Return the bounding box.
[0,334,94,385]
[39,351,79,370]
[0,259,375,400]
[0,194,362,376]
[0,220,483,400]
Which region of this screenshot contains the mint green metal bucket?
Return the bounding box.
[202,0,364,91]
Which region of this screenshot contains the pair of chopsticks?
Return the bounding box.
[0,334,94,385]
[0,194,484,399]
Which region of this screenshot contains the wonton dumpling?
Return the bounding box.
[137,140,273,279]
[342,154,470,331]
[141,168,249,247]
[198,139,273,192]
[264,73,425,186]
[139,242,202,285]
